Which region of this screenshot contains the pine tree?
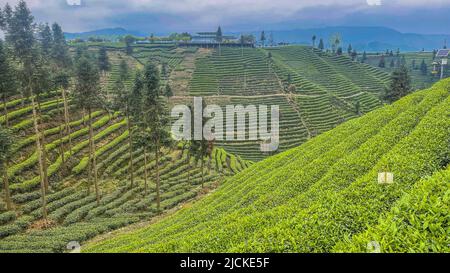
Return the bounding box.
[51,23,71,68]
[161,62,167,78]
[0,40,17,127]
[164,84,173,98]
[216,26,223,43]
[351,49,358,61]
[420,59,428,75]
[401,55,407,67]
[98,46,110,74]
[260,31,266,47]
[124,35,135,55]
[118,59,129,82]
[111,67,137,189]
[74,57,102,204]
[31,51,53,194]
[384,65,412,103]
[0,127,14,210]
[312,35,317,47]
[126,71,146,189]
[38,23,53,57]
[188,101,214,189]
[141,62,172,211]
[50,22,73,163]
[361,51,367,63]
[390,58,395,68]
[240,35,245,57]
[4,1,48,219]
[347,44,353,55]
[318,39,324,51]
[378,55,386,68]
[53,70,71,169]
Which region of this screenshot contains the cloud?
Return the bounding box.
[0,0,449,33]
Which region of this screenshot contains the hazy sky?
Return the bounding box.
[1,0,450,34]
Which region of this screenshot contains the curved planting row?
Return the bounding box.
[83,79,449,253]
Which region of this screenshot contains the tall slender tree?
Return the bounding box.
[124,35,136,55]
[38,23,53,57]
[189,101,213,188]
[164,84,173,98]
[51,22,72,68]
[0,40,17,127]
[260,31,266,47]
[318,38,324,51]
[112,67,137,189]
[118,59,129,82]
[420,59,428,75]
[74,57,102,204]
[141,62,172,211]
[379,55,386,68]
[240,35,245,57]
[384,65,412,103]
[128,71,144,189]
[98,46,110,75]
[361,51,367,63]
[0,127,14,210]
[3,1,48,218]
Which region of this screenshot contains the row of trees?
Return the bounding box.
[0,1,73,216]
[0,1,211,216]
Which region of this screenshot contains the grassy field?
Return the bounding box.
[84,79,450,253]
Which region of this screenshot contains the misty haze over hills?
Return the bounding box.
[65,26,450,52]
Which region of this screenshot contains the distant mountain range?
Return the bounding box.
[64,27,146,40]
[249,27,450,52]
[65,26,450,52]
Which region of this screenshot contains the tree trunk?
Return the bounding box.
[127,113,134,188]
[144,146,148,195]
[58,94,65,170]
[88,108,100,205]
[3,98,9,127]
[187,154,191,184]
[36,98,49,193]
[82,107,86,127]
[201,157,205,188]
[62,88,72,153]
[3,162,12,211]
[31,96,47,220]
[155,141,161,211]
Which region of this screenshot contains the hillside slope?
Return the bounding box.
[0,56,251,252]
[169,45,389,161]
[85,79,450,253]
[71,45,390,161]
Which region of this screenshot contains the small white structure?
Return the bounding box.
[67,241,81,253]
[378,172,394,184]
[435,49,449,79]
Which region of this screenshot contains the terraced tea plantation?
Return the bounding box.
[0,89,251,253]
[85,79,450,253]
[0,43,409,253]
[185,46,390,160]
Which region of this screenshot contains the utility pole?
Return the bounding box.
[440,59,447,80]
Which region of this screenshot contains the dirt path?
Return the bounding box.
[169,48,212,97]
[287,94,312,139]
